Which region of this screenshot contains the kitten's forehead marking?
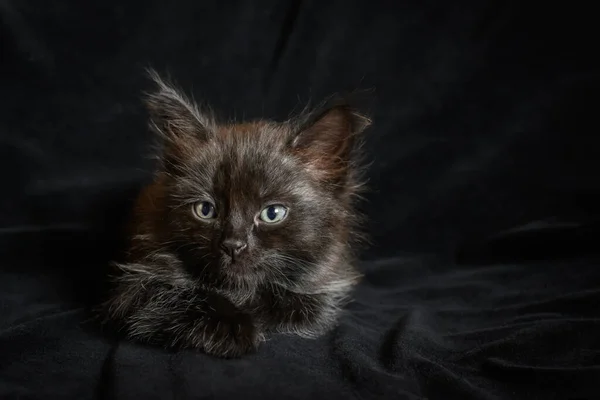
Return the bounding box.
[180,119,319,203]
[217,121,271,138]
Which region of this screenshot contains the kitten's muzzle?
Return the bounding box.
[220,239,248,261]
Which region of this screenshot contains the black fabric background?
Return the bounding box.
[1,1,599,399]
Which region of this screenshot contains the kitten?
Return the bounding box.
[100,70,371,358]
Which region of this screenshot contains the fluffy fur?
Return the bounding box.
[100,69,371,358]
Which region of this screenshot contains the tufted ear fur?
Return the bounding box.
[289,101,371,185]
[144,69,214,168]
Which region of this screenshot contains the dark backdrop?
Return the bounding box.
[1,1,599,399]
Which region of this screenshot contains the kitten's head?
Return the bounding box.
[142,71,371,290]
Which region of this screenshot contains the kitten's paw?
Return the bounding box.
[202,312,261,358]
[257,291,338,338]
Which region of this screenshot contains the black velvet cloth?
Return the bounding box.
[1,1,599,399]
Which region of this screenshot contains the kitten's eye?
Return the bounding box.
[259,204,288,224]
[192,201,216,220]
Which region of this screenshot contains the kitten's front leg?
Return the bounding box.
[254,287,339,338]
[195,290,263,357]
[102,266,260,358]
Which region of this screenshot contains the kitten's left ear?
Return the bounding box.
[290,101,371,182]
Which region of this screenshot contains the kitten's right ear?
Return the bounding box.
[144,68,213,143]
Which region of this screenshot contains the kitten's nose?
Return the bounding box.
[220,239,248,259]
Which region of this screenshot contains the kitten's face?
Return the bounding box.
[164,124,341,285]
[144,72,370,288]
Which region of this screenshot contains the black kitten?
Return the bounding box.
[100,70,371,357]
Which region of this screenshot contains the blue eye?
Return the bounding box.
[193,201,216,219]
[259,204,288,223]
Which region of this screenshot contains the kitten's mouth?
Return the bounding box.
[221,257,255,275]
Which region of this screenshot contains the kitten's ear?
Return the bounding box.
[144,68,213,143]
[290,100,371,182]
